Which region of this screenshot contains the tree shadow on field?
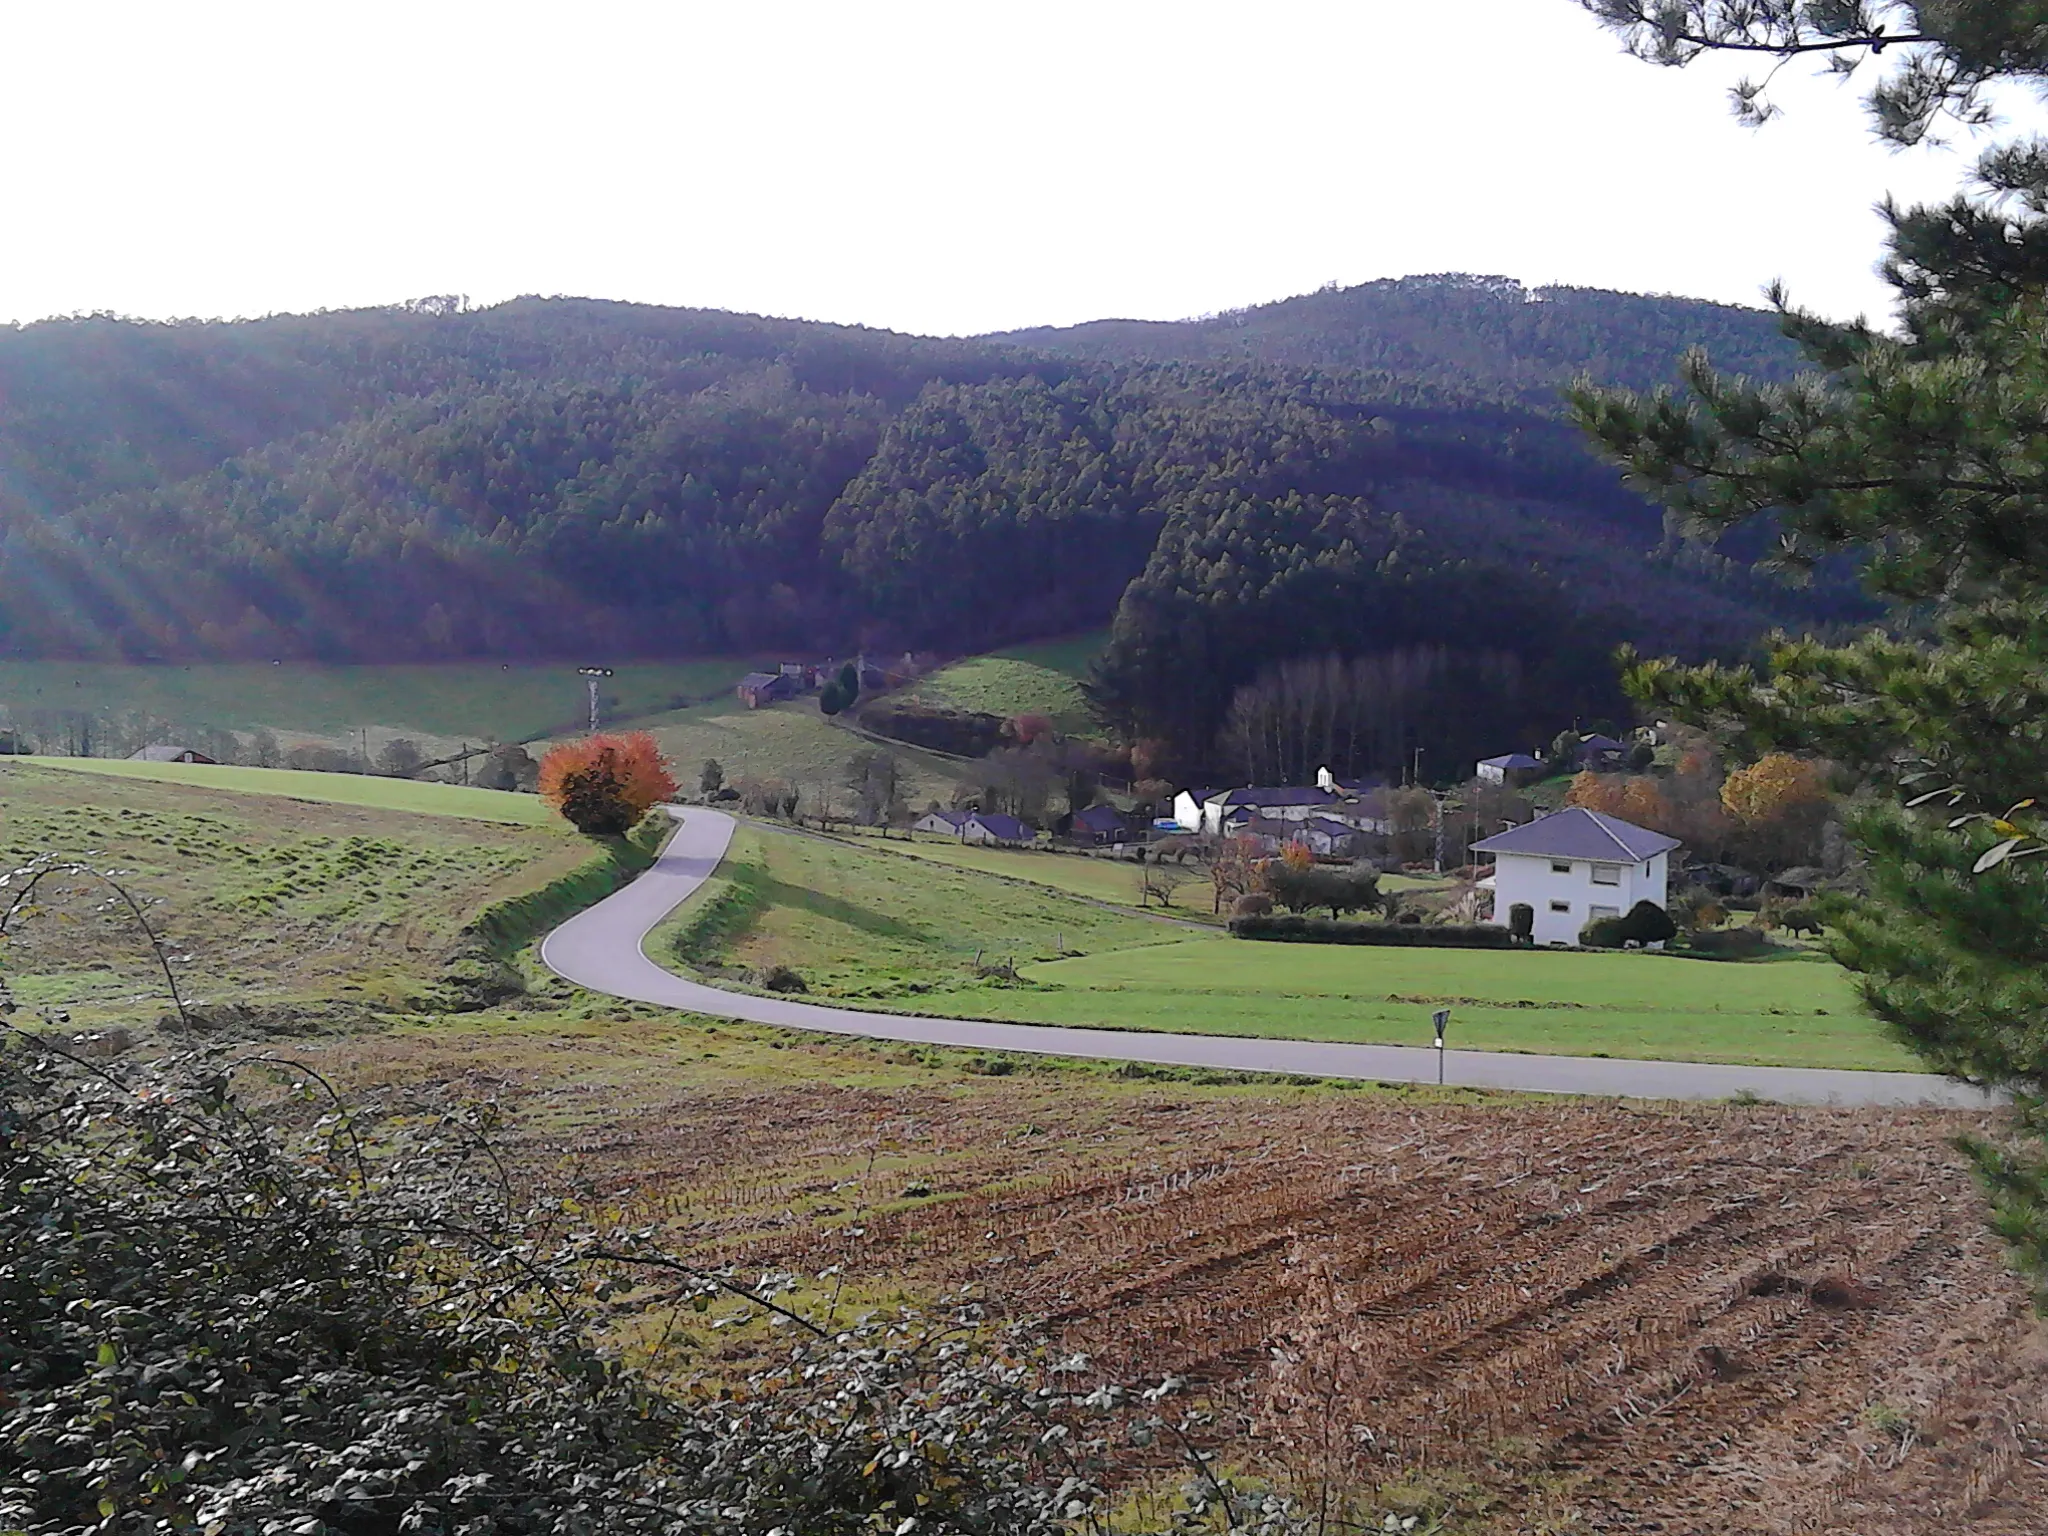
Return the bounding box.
[751,872,932,944]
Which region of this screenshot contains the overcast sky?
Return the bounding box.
[0,1,2021,336]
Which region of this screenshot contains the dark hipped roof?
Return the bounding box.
[971,812,1029,841]
[1072,805,1127,832]
[128,744,209,763]
[737,671,781,689]
[1471,807,1679,863]
[1216,786,1340,808]
[1479,753,1543,770]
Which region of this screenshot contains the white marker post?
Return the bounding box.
[1432,1007,1450,1086]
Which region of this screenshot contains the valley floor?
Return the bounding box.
[663,819,1919,1072]
[12,764,2036,1533]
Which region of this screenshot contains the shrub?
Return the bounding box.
[1229,915,1514,948]
[1775,902,1826,938]
[1689,925,1771,959]
[539,731,678,834]
[1579,915,1628,949]
[1508,902,1534,945]
[1620,898,1678,946]
[1581,901,1677,950]
[1232,892,1274,918]
[756,964,808,993]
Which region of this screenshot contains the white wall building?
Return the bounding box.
[1471,808,1679,947]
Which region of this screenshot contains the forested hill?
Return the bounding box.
[993,273,1803,398]
[0,282,1842,775]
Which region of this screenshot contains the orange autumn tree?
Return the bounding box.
[538,731,678,835]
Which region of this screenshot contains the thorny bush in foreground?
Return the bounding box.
[0,1030,1306,1536]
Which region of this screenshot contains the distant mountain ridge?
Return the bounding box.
[0,278,1838,775]
[993,273,1802,398]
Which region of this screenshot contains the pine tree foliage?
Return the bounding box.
[1576,1,2048,1300]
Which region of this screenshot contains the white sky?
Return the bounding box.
[0,1,2023,336]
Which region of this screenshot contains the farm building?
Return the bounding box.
[127,745,218,764]
[1066,804,1131,846]
[1472,808,1679,947]
[736,671,797,708]
[912,809,1032,845]
[1476,752,1543,785]
[1238,813,1362,858]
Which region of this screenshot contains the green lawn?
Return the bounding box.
[951,940,1913,1072]
[665,831,1915,1071]
[0,659,765,744]
[21,757,558,826]
[892,633,1105,736]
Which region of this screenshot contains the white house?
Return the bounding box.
[1471,808,1679,947]
[1172,789,1214,833]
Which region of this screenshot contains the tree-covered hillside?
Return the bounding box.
[995,272,1804,398]
[0,281,1848,775]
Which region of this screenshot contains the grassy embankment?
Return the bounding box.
[660,825,1916,1071]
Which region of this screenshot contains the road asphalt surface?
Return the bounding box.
[539,809,1997,1110]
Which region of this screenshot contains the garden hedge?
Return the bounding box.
[1228,915,1514,948]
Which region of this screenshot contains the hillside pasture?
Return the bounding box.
[634,699,973,809]
[651,824,1176,998]
[894,633,1104,736]
[0,762,571,1022]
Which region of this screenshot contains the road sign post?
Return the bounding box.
[1432,1007,1450,1086]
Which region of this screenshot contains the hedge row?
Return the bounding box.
[1228,915,1514,948]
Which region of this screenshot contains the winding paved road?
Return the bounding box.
[540,809,1995,1109]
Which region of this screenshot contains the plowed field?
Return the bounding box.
[331,1022,2048,1534]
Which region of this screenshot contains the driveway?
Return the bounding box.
[539,809,1995,1109]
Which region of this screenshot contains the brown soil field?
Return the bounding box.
[320,1017,2048,1535]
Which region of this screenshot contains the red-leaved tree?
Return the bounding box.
[539,732,678,835]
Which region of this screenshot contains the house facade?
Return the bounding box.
[1472,808,1678,947]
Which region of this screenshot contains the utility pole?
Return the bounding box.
[577,667,613,734]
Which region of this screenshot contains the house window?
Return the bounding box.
[1549,900,1571,913]
[1550,860,1572,875]
[1591,865,1620,886]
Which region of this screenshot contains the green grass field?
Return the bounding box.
[667,829,1915,1071]
[637,700,974,809]
[0,659,768,744]
[831,831,1216,914]
[21,757,557,825]
[892,633,1104,736]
